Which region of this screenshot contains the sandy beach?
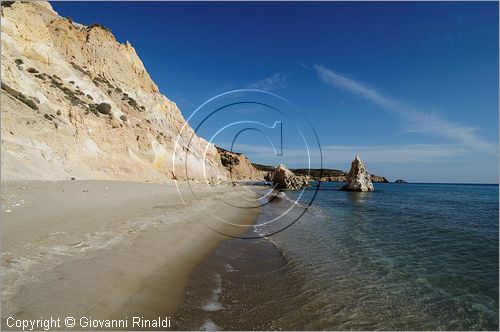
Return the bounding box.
[1,1,497,330]
[1,180,261,330]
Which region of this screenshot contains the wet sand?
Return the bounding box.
[1,180,261,330]
[173,192,308,331]
[173,232,297,331]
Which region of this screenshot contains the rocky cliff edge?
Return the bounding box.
[1,1,243,183]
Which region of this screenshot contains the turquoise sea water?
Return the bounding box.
[176,182,499,330]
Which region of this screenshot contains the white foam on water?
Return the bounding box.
[199,319,220,331]
[224,263,236,272]
[202,273,223,312]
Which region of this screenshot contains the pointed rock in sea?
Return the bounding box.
[341,155,374,192]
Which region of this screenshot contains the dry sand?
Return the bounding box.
[1,180,261,330]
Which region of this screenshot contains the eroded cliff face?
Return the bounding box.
[1,1,231,182]
[216,147,264,181]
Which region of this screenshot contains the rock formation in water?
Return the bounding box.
[394,179,407,183]
[254,164,388,183]
[341,155,374,192]
[0,1,256,183]
[266,164,308,190]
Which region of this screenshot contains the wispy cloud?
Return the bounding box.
[299,61,310,69]
[321,144,466,163]
[246,72,288,92]
[315,65,497,154]
[222,142,466,164]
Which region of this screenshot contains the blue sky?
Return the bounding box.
[51,1,498,183]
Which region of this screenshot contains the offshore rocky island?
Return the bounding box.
[258,155,377,192]
[252,158,388,184]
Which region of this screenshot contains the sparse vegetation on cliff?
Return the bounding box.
[1,1,245,182]
[1,82,38,110]
[1,1,15,8]
[96,103,112,115]
[87,23,112,34]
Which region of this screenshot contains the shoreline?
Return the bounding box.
[173,191,304,330]
[173,223,305,330]
[1,180,262,330]
[174,182,499,330]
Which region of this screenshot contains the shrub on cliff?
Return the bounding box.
[96,103,111,115]
[128,98,138,108]
[70,61,91,76]
[87,23,112,34]
[1,82,38,110]
[23,99,38,110]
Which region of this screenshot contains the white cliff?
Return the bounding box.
[0,1,238,182]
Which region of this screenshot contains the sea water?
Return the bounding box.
[175,182,499,330]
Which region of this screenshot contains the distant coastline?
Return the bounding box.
[252,164,499,185]
[252,163,390,183]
